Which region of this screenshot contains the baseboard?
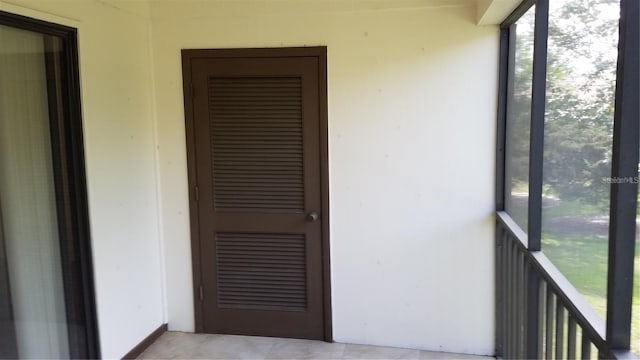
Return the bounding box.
[122,323,168,359]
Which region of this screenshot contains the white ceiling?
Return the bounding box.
[476,0,522,25]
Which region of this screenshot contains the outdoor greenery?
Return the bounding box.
[509,0,618,205]
[506,0,640,354]
[542,231,640,353]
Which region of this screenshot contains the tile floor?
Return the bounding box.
[138,332,494,359]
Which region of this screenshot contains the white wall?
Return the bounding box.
[0,0,499,356]
[0,1,165,358]
[149,1,498,355]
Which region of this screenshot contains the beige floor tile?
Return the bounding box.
[139,332,222,359]
[266,338,345,359]
[139,332,494,360]
[343,344,420,360]
[419,350,492,360]
[195,334,278,359]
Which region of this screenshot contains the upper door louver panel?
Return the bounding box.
[208,77,305,213]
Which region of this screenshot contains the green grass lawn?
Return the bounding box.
[542,233,640,355]
[507,189,640,354]
[542,199,604,218]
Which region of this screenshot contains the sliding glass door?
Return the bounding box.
[0,12,98,359]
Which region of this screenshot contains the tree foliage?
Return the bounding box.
[508,0,619,206]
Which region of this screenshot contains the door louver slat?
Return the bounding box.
[208,77,304,213]
[216,233,307,311]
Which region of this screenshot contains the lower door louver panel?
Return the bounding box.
[215,232,307,311]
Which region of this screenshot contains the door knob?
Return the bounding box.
[306,211,319,222]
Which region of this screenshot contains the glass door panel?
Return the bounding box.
[0,17,97,359]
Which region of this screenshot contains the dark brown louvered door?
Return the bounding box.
[185,49,328,341]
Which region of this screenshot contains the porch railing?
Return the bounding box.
[495,211,630,359]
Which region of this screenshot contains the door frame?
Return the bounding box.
[0,10,100,358]
[181,47,332,341]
